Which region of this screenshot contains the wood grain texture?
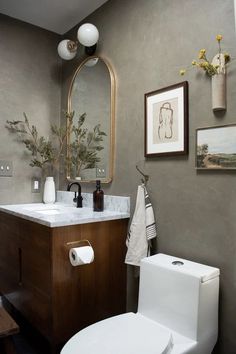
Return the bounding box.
[0,212,20,298]
[0,212,52,339]
[51,219,128,343]
[0,306,19,338]
[0,211,129,349]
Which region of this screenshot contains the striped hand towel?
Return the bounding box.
[125,184,157,266]
[144,185,157,244]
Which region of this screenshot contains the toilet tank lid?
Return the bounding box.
[142,253,220,283]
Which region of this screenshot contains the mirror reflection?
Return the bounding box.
[67,56,115,182]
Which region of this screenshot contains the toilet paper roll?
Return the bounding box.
[69,246,94,266]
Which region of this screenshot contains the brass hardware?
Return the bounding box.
[66,239,92,248]
[67,40,78,53]
[67,55,116,183]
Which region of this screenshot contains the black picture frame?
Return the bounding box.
[145,81,188,157]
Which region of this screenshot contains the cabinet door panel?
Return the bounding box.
[20,220,51,295]
[80,220,127,319]
[17,285,51,338]
[0,212,20,299]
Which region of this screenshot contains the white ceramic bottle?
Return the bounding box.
[43,177,56,204]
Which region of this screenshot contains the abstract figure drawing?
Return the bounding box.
[158,102,173,140]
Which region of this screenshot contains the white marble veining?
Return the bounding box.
[0,192,130,228]
[57,191,130,214]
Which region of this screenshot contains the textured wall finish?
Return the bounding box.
[0,14,61,204]
[0,2,236,353]
[60,0,236,353]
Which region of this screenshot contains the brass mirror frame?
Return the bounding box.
[67,55,116,183]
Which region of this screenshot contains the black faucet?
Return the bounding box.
[67,182,83,208]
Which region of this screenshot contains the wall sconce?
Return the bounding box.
[57,23,99,60]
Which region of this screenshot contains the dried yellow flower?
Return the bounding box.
[216,34,223,42]
[179,35,231,77]
[198,49,206,59]
[199,61,209,69]
[224,53,231,64]
[179,69,186,76]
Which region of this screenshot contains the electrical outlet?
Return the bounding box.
[0,160,13,177]
[96,166,106,178]
[31,177,41,193]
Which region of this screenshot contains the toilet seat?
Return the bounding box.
[61,312,173,354]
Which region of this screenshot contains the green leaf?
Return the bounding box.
[99,131,107,136]
[6,110,106,174]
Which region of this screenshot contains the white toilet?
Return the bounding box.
[61,253,220,354]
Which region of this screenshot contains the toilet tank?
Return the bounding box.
[137,254,220,342]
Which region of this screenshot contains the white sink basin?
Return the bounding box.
[23,204,70,213]
[35,208,62,215]
[23,204,89,215]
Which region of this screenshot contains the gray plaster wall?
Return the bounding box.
[60,0,236,353]
[0,14,61,203]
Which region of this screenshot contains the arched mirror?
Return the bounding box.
[67,56,115,183]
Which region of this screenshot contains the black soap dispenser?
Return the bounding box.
[93,180,104,212]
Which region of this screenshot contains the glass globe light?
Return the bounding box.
[77,23,99,47]
[85,58,99,67]
[57,40,77,60]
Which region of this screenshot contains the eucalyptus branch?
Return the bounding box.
[68,113,106,176]
[50,124,67,164]
[6,113,59,170]
[6,110,107,178]
[23,112,45,165]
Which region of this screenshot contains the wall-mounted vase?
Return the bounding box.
[211,53,226,112]
[212,73,226,111]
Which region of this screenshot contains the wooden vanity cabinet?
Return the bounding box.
[0,211,128,349]
[0,213,20,303]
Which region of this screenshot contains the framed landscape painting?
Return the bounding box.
[196,124,236,169]
[145,81,188,157]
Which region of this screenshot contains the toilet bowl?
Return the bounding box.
[61,253,220,354]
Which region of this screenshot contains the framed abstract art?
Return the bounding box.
[145,81,188,157]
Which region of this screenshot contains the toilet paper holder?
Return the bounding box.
[66,239,92,248]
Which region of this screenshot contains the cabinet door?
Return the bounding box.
[51,219,128,345]
[0,212,20,302]
[79,220,128,320]
[19,219,52,338]
[0,213,53,341]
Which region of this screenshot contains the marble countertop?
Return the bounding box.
[0,199,130,228]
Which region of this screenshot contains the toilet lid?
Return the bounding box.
[61,312,173,354]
